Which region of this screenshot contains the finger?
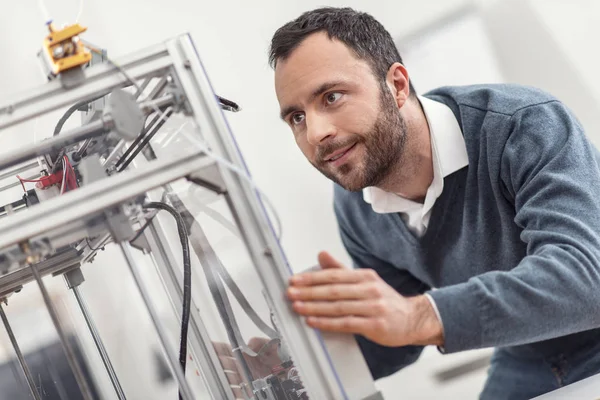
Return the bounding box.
[318,251,345,269]
[231,385,245,399]
[290,268,377,287]
[212,342,233,357]
[218,355,238,371]
[288,283,375,301]
[218,355,247,398]
[305,316,371,334]
[223,367,243,386]
[292,300,379,317]
[247,337,271,352]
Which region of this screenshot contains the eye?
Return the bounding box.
[291,112,305,125]
[325,92,343,105]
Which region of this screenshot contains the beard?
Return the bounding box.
[312,88,408,192]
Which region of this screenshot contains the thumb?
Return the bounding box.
[318,251,345,269]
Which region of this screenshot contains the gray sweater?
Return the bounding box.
[334,84,600,379]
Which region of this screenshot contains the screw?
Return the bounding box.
[263,248,273,257]
[183,60,192,69]
[26,254,40,264]
[53,45,65,59]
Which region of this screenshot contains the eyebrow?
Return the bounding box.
[279,81,345,120]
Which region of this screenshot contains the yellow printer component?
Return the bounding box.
[42,23,92,77]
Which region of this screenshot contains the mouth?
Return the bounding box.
[324,143,357,167]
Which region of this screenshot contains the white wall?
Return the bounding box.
[525,0,600,106]
[479,0,600,148]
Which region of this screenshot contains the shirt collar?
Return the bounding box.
[363,95,468,213]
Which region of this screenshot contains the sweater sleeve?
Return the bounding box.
[334,200,429,379]
[429,101,600,353]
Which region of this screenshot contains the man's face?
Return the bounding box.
[274,32,407,192]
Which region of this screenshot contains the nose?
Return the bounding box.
[306,112,336,146]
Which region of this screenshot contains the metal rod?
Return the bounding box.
[0,143,214,252]
[0,303,42,400]
[0,42,172,130]
[134,77,152,99]
[81,233,112,264]
[0,162,39,182]
[29,262,94,400]
[145,76,168,101]
[0,117,112,173]
[73,285,127,400]
[5,356,28,398]
[103,140,126,169]
[0,174,42,192]
[119,243,195,400]
[0,95,175,173]
[138,95,175,114]
[76,138,93,158]
[41,345,70,400]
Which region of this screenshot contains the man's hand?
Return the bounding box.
[213,337,281,399]
[287,252,444,347]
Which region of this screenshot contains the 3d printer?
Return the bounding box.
[0,29,382,400]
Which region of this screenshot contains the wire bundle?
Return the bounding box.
[16,176,44,193]
[115,108,173,172]
[142,202,191,399]
[60,156,77,194]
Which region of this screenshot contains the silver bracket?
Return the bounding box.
[252,378,277,400]
[79,154,135,243]
[59,67,87,89]
[187,161,227,194]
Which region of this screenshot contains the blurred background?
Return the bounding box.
[0,0,598,398]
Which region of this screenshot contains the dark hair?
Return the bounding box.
[269,7,416,97]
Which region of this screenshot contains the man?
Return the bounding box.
[270,7,600,400]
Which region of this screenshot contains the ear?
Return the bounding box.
[385,62,411,108]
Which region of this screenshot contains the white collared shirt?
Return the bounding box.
[363,95,469,236]
[362,96,469,340]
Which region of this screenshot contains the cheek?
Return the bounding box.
[295,135,316,161]
[333,101,378,133]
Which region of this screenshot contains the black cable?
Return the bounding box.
[129,213,157,244]
[174,184,279,340]
[51,150,66,174]
[51,93,109,172]
[115,110,164,170]
[166,193,276,386]
[53,93,107,137]
[143,202,191,391]
[216,95,241,112]
[179,205,256,385]
[114,114,154,168]
[117,109,173,172]
[85,238,105,251]
[186,176,226,196]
